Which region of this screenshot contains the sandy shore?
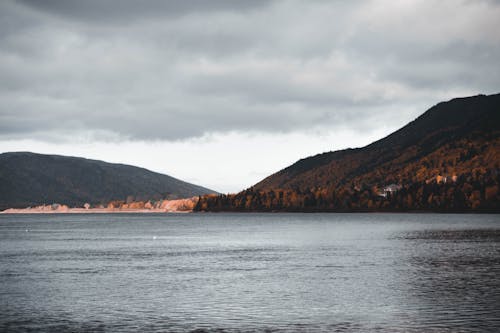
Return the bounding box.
[1,198,198,214]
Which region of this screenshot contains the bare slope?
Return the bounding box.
[255,93,500,191]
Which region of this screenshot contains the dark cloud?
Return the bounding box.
[18,0,272,23]
[0,0,499,141]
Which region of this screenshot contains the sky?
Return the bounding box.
[0,0,499,193]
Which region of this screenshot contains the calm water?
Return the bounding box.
[1,213,499,332]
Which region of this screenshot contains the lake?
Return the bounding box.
[1,213,499,332]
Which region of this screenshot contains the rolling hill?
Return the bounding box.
[0,152,216,210]
[196,93,500,212]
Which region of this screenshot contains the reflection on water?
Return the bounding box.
[398,228,500,332]
[0,213,499,332]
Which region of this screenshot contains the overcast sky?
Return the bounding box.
[1,0,499,192]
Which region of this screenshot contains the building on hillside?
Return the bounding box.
[378,184,402,198]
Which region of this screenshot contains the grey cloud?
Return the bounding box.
[0,0,499,142]
[186,71,386,109]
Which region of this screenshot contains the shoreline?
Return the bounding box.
[2,208,498,214]
[0,208,192,214]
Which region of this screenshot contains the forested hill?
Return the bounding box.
[196,93,500,212]
[0,152,216,210]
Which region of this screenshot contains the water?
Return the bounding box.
[1,213,499,332]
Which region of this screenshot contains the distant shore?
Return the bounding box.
[0,197,198,214]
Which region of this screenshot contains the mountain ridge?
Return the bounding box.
[0,152,216,210]
[196,93,500,212]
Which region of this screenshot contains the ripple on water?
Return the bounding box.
[1,213,499,332]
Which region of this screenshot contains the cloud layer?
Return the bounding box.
[1,0,499,141]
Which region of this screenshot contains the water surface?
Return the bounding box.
[1,213,499,332]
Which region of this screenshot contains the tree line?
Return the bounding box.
[194,169,499,212]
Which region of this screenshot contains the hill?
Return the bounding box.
[0,152,216,210]
[196,93,500,212]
